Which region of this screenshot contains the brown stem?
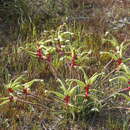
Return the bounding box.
[104,59,113,69]
[15,91,41,102]
[105,107,130,111]
[101,88,130,104]
[16,98,52,111]
[102,69,116,81]
[48,62,59,79]
[17,98,45,109]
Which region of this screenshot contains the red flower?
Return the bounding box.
[117,58,122,66]
[70,55,78,67]
[36,48,43,59]
[72,55,77,60]
[70,60,76,67]
[9,96,14,102]
[23,88,29,95]
[123,87,130,91]
[64,95,70,104]
[85,85,91,97]
[85,87,89,97]
[8,88,14,93]
[37,48,52,62]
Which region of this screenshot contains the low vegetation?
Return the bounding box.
[0,0,130,129]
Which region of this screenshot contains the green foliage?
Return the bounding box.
[0,75,43,107]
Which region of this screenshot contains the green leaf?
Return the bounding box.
[23,49,36,57]
[117,93,130,101]
[90,108,99,112]
[100,51,117,59]
[49,91,64,99]
[57,79,66,92]
[119,42,125,57]
[79,67,88,81]
[10,82,22,89]
[78,56,89,63]
[66,80,74,91]
[109,76,128,82]
[0,100,10,106]
[13,75,24,83]
[102,38,119,47]
[121,64,129,74]
[89,73,102,85]
[13,85,22,90]
[0,97,9,100]
[124,58,130,63]
[59,56,67,61]
[23,79,43,88]
[80,50,91,57]
[44,39,53,44]
[68,86,78,96]
[66,79,85,88]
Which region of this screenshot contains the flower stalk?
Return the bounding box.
[85,85,91,97]
[64,95,70,104]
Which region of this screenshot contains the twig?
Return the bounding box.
[48,62,59,79]
[16,98,52,111]
[105,107,130,111]
[102,69,116,81]
[101,88,130,104]
[104,59,113,69]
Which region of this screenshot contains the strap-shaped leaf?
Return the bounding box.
[80,50,92,57]
[78,56,89,63]
[117,93,130,101]
[43,39,54,44]
[0,100,10,106]
[66,80,74,91]
[89,73,103,85]
[66,79,85,88]
[13,75,24,83]
[109,76,128,82]
[90,108,99,112]
[8,81,22,90]
[102,38,119,47]
[100,51,117,60]
[5,75,24,89]
[13,85,23,90]
[121,64,129,74]
[23,79,43,88]
[68,86,78,96]
[5,79,13,88]
[57,79,66,93]
[124,58,130,63]
[119,42,125,57]
[49,91,64,99]
[21,48,36,57]
[79,67,88,82]
[0,97,9,100]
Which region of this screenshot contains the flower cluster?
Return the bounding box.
[64,95,70,104]
[85,85,91,98]
[36,48,51,62]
